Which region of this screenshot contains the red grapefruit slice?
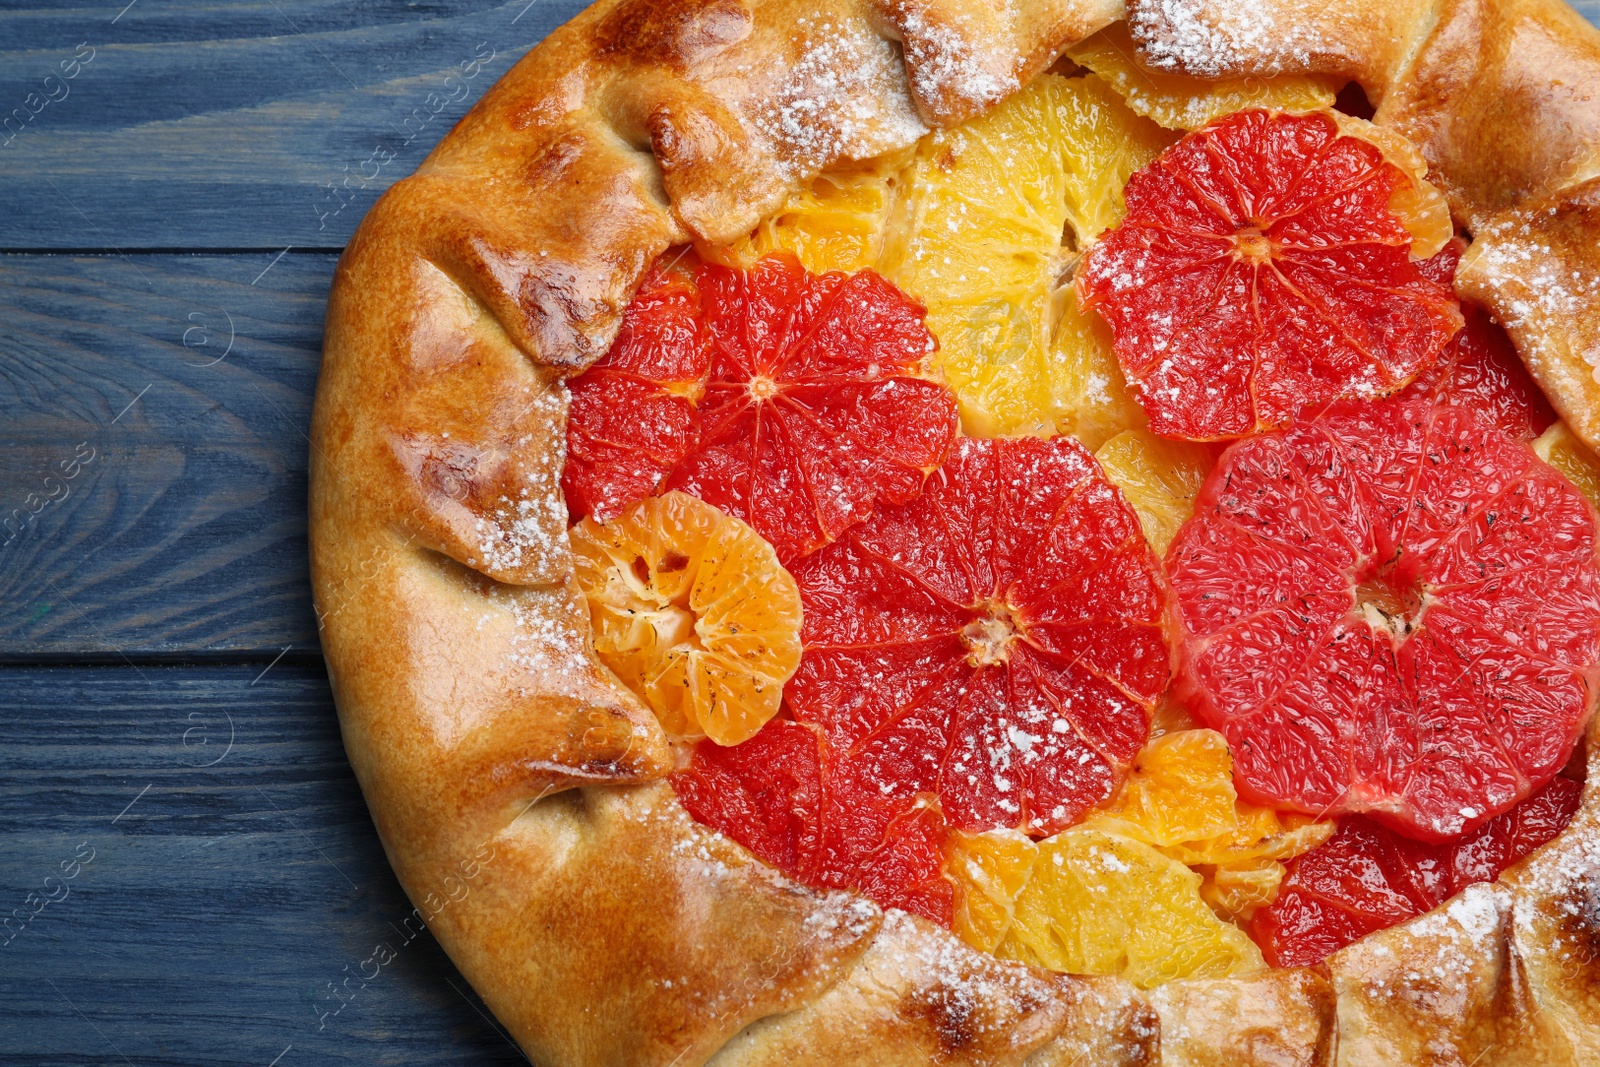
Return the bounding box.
[563,252,960,563]
[1252,774,1582,966]
[1398,240,1556,441]
[1077,110,1464,440]
[562,259,709,521]
[672,718,954,923]
[1168,397,1600,841]
[788,435,1170,837]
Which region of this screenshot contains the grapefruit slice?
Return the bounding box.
[787,435,1170,837]
[994,828,1264,987]
[562,259,710,521]
[563,253,960,563]
[1252,774,1582,966]
[570,492,802,746]
[1399,239,1557,441]
[1168,397,1600,840]
[1077,110,1465,440]
[672,718,955,923]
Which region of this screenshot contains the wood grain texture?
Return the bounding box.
[0,663,525,1067]
[0,253,329,658]
[0,0,585,249]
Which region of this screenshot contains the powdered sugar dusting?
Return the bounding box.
[1465,215,1600,385]
[752,15,928,181]
[897,8,1018,115]
[1132,1,1317,78]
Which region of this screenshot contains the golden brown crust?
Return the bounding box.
[310,0,1600,1062]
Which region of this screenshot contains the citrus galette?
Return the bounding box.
[311,1,1600,1063]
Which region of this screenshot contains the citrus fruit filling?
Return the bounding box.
[787,435,1169,836]
[563,253,960,563]
[1078,109,1464,440]
[553,53,1600,988]
[1252,774,1583,966]
[1168,397,1600,840]
[570,492,802,746]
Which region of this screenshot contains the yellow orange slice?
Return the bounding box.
[1083,729,1335,868]
[1536,421,1600,513]
[995,828,1264,987]
[570,491,802,745]
[1067,23,1342,131]
[944,828,1039,953]
[1095,429,1219,556]
[880,73,1174,437]
[735,151,910,275]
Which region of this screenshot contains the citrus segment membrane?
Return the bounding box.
[1400,239,1557,441]
[1168,397,1600,840]
[1252,774,1583,967]
[570,492,803,746]
[563,253,960,564]
[1078,110,1464,440]
[672,718,955,923]
[1094,430,1220,555]
[882,73,1174,437]
[1066,22,1341,131]
[787,435,1170,837]
[994,828,1265,988]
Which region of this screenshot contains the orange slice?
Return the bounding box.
[882,73,1174,436]
[944,828,1039,952]
[1067,23,1341,131]
[994,828,1264,987]
[1094,430,1219,556]
[570,491,802,745]
[1536,421,1600,513]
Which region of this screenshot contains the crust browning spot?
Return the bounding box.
[595,0,751,70]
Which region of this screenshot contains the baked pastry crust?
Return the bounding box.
[308,0,1600,1062]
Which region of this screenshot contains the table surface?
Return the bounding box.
[3,2,1598,1064]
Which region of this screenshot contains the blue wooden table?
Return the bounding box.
[3,2,1598,1064]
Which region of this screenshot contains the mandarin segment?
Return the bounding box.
[882,74,1173,437]
[995,828,1265,988]
[1079,110,1464,440]
[570,492,802,746]
[1094,430,1219,555]
[1168,398,1600,840]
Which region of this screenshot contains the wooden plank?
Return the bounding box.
[0,663,526,1066]
[0,252,329,658]
[0,0,584,249]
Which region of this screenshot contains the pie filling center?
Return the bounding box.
[561,57,1599,989]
